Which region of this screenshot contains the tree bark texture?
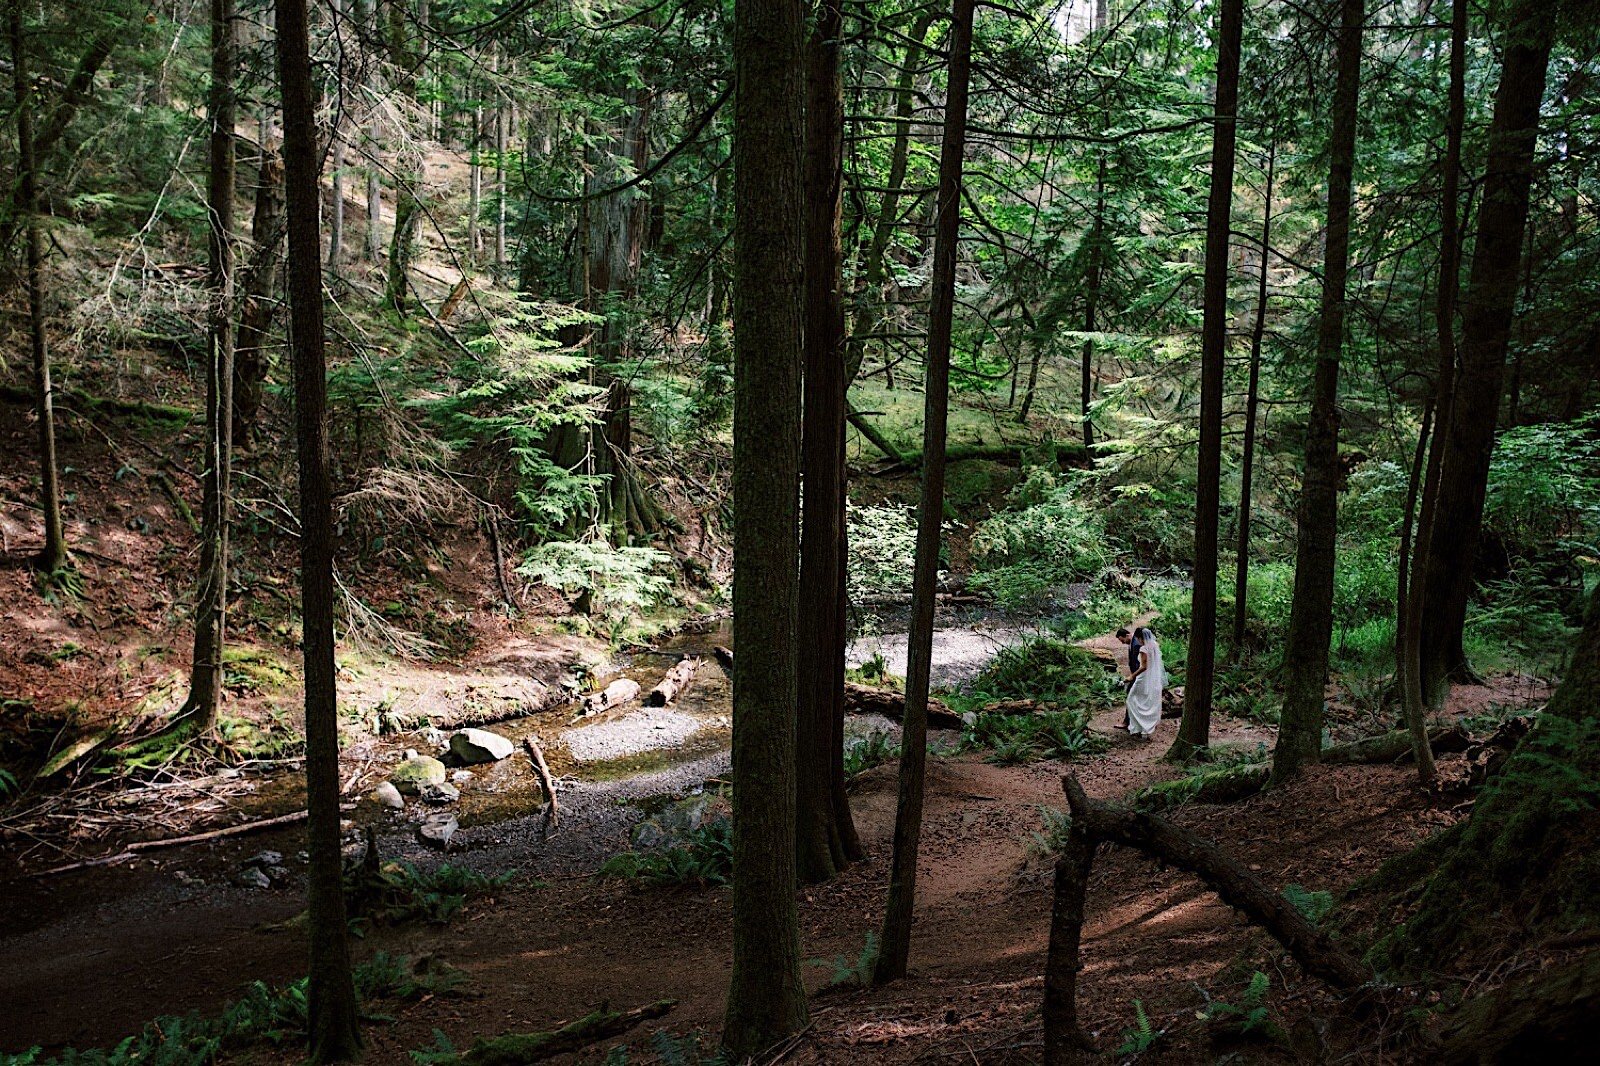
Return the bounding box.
[181,0,239,732]
[875,0,975,985]
[233,152,286,447]
[1230,143,1274,659]
[1273,0,1364,784]
[1417,0,1556,702]
[10,2,66,574]
[721,0,809,1053]
[1172,0,1241,759]
[796,0,858,884]
[274,0,362,1056]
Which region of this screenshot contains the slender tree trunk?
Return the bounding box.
[1080,157,1105,451]
[180,0,238,733]
[721,0,808,1053]
[875,0,975,985]
[11,3,66,574]
[796,0,857,882]
[1230,143,1274,660]
[1416,0,1557,703]
[1169,0,1241,760]
[467,88,481,262]
[494,48,508,271]
[1396,399,1438,782]
[1272,0,1364,785]
[327,0,346,268]
[383,0,420,312]
[1403,0,1466,716]
[232,153,285,447]
[274,0,361,1056]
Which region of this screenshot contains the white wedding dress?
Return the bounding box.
[1126,635,1164,737]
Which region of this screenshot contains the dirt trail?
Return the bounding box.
[0,666,1547,1062]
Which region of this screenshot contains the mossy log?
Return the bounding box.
[455,999,677,1066]
[1,383,195,425]
[1438,949,1600,1064]
[1131,762,1270,811]
[1320,724,1470,765]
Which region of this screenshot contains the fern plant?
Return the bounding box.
[1115,999,1161,1055]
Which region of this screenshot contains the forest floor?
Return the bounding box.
[0,666,1547,1064]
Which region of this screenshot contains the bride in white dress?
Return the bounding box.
[1125,627,1164,739]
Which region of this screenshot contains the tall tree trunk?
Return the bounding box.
[1169,0,1241,760]
[1401,0,1467,721]
[1396,399,1438,782]
[796,0,858,883]
[274,0,361,1056]
[383,0,421,312]
[494,47,508,271]
[1416,0,1556,703]
[232,152,286,447]
[1079,156,1105,451]
[1272,0,1364,785]
[467,85,481,262]
[721,0,808,1053]
[180,0,238,733]
[11,3,66,574]
[326,0,346,268]
[1230,143,1274,660]
[875,0,975,985]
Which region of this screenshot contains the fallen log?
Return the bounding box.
[645,656,700,707]
[844,682,964,730]
[454,999,677,1066]
[1059,774,1372,990]
[978,698,1052,716]
[1321,724,1470,765]
[579,677,641,717]
[31,808,316,877]
[1162,686,1184,718]
[712,645,734,671]
[522,735,558,835]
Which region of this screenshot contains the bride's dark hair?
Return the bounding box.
[1137,627,1156,643]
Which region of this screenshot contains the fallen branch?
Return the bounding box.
[30,809,313,877]
[845,682,964,730]
[1059,774,1373,990]
[454,999,676,1066]
[645,656,701,707]
[522,735,559,835]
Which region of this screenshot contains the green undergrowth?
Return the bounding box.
[960,709,1109,765]
[949,636,1122,710]
[1,953,464,1066]
[347,860,516,931]
[599,819,733,887]
[843,730,899,781]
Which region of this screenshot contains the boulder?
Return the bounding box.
[417,813,458,850]
[390,755,447,795]
[421,781,461,805]
[236,867,271,889]
[244,850,283,868]
[449,727,515,765]
[368,781,405,809]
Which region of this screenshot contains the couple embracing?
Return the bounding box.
[1115,626,1164,741]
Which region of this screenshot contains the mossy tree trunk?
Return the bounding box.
[232,151,285,448]
[1229,141,1273,661]
[721,0,809,1053]
[1272,0,1364,785]
[275,0,362,1056]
